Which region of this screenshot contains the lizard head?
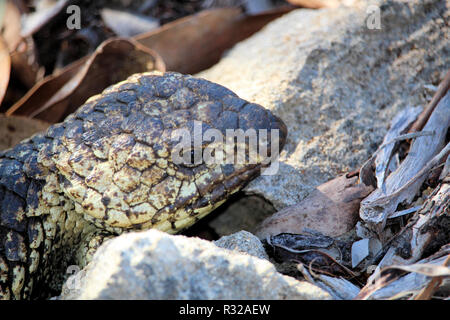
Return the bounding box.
[53,72,287,233]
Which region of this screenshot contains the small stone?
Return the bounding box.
[214,230,269,260]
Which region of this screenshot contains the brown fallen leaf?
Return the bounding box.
[1,1,43,91]
[0,114,50,150]
[5,57,87,117]
[1,0,23,52]
[135,6,293,74]
[0,36,11,105]
[256,174,374,238]
[7,38,165,123]
[286,0,340,9]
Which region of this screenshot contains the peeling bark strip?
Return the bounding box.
[360,91,450,232]
[373,170,449,271]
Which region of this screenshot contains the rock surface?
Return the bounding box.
[60,230,330,300]
[198,0,449,210]
[214,230,269,260]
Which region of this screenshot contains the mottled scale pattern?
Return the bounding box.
[0,72,287,299]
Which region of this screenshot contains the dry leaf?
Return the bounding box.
[7,38,165,123]
[135,7,292,74]
[5,57,87,117]
[256,174,374,238]
[0,36,11,105]
[286,0,340,9]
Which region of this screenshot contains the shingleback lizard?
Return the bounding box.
[0,72,287,299]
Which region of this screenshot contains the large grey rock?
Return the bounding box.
[198,0,449,209]
[60,230,330,300]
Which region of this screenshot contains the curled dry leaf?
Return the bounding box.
[0,114,50,150]
[5,57,87,117]
[135,6,293,74]
[2,1,42,90]
[7,38,165,123]
[256,174,374,238]
[1,0,22,52]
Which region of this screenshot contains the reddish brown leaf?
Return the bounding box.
[2,1,42,90]
[286,0,340,9]
[135,6,293,74]
[256,174,374,238]
[0,37,11,105]
[2,1,23,52]
[7,38,165,123]
[5,57,86,117]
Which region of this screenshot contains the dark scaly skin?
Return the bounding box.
[0,72,287,299]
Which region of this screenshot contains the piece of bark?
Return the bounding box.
[359,107,423,189]
[374,106,422,192]
[256,174,374,238]
[360,91,450,232]
[408,69,450,134]
[356,246,450,300]
[369,169,449,274]
[298,264,361,300]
